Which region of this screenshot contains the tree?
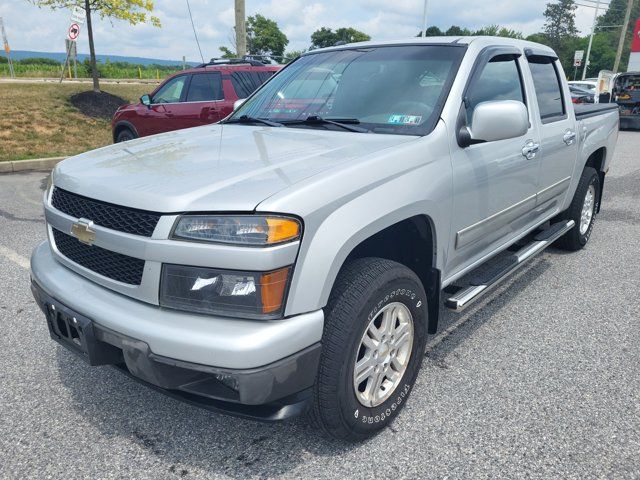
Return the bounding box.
[29,1,160,93]
[417,26,443,37]
[284,50,306,63]
[543,0,579,63]
[219,46,236,59]
[445,25,472,36]
[310,27,370,49]
[596,0,640,71]
[246,14,288,58]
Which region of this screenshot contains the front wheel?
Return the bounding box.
[557,166,600,251]
[308,257,428,441]
[116,128,136,143]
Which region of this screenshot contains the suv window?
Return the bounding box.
[152,75,188,104]
[466,56,525,125]
[528,60,565,121]
[186,73,223,102]
[231,71,275,98]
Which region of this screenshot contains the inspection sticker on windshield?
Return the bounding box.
[388,114,422,125]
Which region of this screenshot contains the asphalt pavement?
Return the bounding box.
[1,133,639,479]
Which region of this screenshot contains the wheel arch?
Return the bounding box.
[296,213,442,334]
[112,121,139,142]
[583,146,606,212]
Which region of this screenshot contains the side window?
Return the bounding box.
[528,60,565,122]
[231,71,272,98]
[466,57,525,125]
[186,73,223,102]
[152,76,188,104]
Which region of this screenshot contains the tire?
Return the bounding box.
[115,128,136,143]
[556,167,600,251]
[309,257,428,441]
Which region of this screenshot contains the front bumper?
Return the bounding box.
[30,242,323,420]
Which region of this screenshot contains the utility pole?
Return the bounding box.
[0,17,15,78]
[420,0,429,37]
[582,0,601,80]
[235,0,246,56]
[613,0,634,72]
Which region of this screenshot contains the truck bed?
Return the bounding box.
[574,103,619,120]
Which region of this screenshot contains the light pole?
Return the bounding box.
[582,0,601,80]
[421,0,429,37]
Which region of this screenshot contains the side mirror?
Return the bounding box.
[233,98,246,111]
[461,100,528,146]
[140,94,152,107]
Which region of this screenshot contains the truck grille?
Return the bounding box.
[52,228,145,285]
[51,188,161,237]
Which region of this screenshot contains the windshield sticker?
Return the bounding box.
[388,114,422,125]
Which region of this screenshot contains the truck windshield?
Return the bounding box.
[228,45,465,136]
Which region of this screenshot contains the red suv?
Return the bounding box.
[111,59,280,142]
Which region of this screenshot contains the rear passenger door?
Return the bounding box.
[526,53,578,212]
[447,49,541,278]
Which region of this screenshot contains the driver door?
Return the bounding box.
[446,50,541,279]
[144,74,190,135]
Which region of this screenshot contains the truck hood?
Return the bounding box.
[54,124,415,213]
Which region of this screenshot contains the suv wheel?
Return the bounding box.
[309,257,428,440]
[557,167,600,251]
[116,128,136,143]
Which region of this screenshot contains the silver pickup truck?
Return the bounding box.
[30,36,618,440]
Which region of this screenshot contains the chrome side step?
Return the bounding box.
[444,220,575,312]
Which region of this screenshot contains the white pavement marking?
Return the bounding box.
[0,244,30,270]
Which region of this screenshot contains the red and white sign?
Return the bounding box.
[68,23,80,41]
[629,18,640,71]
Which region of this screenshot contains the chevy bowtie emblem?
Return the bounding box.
[70,218,96,245]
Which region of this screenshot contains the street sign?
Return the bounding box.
[573,50,584,68]
[70,5,85,24]
[68,23,80,41]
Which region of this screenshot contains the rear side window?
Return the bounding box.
[186,73,223,102]
[465,57,525,125]
[152,75,188,103]
[528,60,565,122]
[231,71,275,98]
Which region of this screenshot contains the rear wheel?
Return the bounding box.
[309,257,428,441]
[116,128,136,143]
[556,167,600,251]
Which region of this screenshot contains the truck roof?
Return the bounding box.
[305,36,557,57]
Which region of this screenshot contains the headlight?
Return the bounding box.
[172,215,301,246]
[160,264,291,319]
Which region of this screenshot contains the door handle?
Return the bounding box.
[563,130,576,145]
[522,140,540,160]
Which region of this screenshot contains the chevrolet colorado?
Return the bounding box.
[30,37,619,440]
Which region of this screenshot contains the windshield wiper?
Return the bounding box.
[282,115,369,133]
[225,115,284,127]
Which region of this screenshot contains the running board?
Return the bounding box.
[444,220,575,312]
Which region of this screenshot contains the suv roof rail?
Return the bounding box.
[195,58,266,68]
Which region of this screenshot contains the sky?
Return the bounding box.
[1,0,599,62]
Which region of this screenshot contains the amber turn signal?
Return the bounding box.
[261,266,291,314]
[266,217,301,244]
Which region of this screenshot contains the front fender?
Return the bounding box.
[262,124,453,317]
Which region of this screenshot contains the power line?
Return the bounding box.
[186,0,205,64]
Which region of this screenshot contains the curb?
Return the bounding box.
[0,157,66,174]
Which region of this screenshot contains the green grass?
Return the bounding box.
[0,63,182,79]
[0,83,150,161]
